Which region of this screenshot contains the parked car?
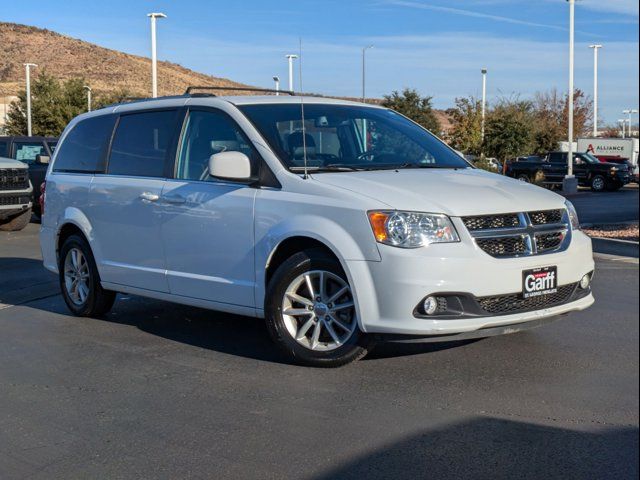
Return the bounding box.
[0,156,33,231]
[577,137,639,183]
[0,136,57,215]
[504,151,631,191]
[40,92,594,367]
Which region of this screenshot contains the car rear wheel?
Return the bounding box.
[265,249,374,367]
[591,175,606,192]
[0,208,31,232]
[516,174,530,183]
[59,234,116,317]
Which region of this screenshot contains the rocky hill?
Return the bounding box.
[0,22,249,97]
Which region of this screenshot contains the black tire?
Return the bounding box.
[516,173,531,183]
[59,234,116,317]
[591,174,606,192]
[265,248,374,367]
[0,208,32,232]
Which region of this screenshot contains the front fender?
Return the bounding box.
[254,213,381,317]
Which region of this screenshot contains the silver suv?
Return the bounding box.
[0,157,33,231]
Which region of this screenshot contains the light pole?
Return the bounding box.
[285,54,298,92]
[273,76,280,95]
[83,85,92,112]
[147,12,167,98]
[623,109,638,138]
[23,63,37,136]
[362,45,373,103]
[618,119,626,138]
[589,45,602,137]
[481,68,487,145]
[563,0,578,194]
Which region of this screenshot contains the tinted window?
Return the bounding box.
[549,153,565,164]
[177,110,257,181]
[107,110,178,177]
[53,115,115,173]
[0,141,7,157]
[13,142,45,164]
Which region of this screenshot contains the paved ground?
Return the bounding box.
[0,224,638,479]
[564,184,639,225]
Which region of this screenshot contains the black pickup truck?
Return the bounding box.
[0,136,57,215]
[504,151,631,192]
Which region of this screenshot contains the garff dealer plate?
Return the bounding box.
[522,266,558,299]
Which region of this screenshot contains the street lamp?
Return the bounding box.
[618,119,626,138]
[83,85,92,112]
[481,68,487,144]
[23,63,37,136]
[623,109,638,138]
[147,12,167,98]
[589,45,602,137]
[273,76,280,95]
[563,0,578,194]
[362,45,374,103]
[285,54,298,92]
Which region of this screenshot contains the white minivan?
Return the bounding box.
[40,91,595,366]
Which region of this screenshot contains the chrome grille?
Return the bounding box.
[535,231,565,253]
[463,214,520,231]
[476,236,528,257]
[529,209,564,225]
[463,209,570,258]
[477,284,576,314]
[0,169,30,191]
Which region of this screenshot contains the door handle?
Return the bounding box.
[139,192,160,202]
[162,194,186,205]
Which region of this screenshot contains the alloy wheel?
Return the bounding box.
[64,248,90,305]
[281,270,357,351]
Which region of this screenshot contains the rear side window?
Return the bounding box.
[107,110,178,177]
[53,115,115,173]
[13,142,46,164]
[0,141,7,157]
[549,153,565,164]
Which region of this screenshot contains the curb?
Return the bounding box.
[581,221,639,229]
[593,253,639,265]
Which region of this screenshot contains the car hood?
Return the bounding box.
[0,156,28,169]
[311,168,566,216]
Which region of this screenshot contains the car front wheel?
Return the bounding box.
[265,249,373,367]
[591,175,606,192]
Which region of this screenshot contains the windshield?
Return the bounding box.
[580,152,601,164]
[239,104,470,171]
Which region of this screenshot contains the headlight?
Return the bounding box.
[565,200,580,230]
[368,211,460,248]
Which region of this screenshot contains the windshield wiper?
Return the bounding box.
[289,165,366,172]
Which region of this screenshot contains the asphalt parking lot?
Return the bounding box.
[1,200,638,479]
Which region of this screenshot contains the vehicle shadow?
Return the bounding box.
[311,417,639,480]
[0,257,475,365]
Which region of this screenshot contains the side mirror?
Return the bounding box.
[35,154,50,165]
[208,151,252,182]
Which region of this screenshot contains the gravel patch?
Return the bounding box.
[583,223,639,242]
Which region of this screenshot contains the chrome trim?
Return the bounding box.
[464,209,572,258]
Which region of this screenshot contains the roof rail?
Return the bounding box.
[184,86,295,96]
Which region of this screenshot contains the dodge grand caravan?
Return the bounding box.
[40,91,595,367]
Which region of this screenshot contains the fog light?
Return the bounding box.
[579,274,591,290]
[423,296,439,315]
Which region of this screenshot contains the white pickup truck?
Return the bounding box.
[0,157,33,231]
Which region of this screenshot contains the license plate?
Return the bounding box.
[522,266,558,299]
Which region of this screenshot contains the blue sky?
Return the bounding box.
[3,0,639,123]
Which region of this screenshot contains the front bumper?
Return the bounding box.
[346,227,595,336]
[0,189,33,220]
